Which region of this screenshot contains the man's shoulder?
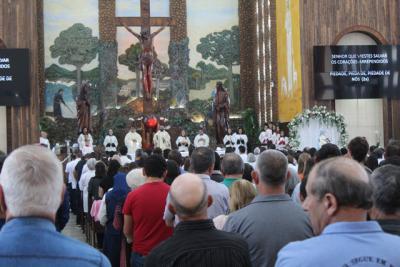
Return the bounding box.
[0,228,110,266]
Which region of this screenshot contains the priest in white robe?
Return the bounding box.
[103,129,118,156]
[194,129,210,148]
[153,126,171,151]
[124,127,142,158]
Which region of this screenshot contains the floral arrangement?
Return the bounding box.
[288,105,348,149]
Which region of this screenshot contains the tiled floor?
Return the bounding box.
[62,213,86,243]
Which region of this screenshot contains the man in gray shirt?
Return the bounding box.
[164,147,229,226]
[223,150,313,267]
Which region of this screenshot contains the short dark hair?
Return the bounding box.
[95,161,107,177]
[256,150,288,186]
[144,154,167,178]
[191,147,215,174]
[310,158,372,210]
[315,143,340,162]
[153,147,163,156]
[119,146,128,156]
[348,137,369,163]
[385,139,400,158]
[165,160,180,185]
[371,165,400,215]
[213,152,221,171]
[340,147,348,156]
[168,150,183,166]
[243,163,253,182]
[239,146,246,154]
[163,149,171,160]
[221,153,244,175]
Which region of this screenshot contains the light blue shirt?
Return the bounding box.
[276,221,400,267]
[0,217,110,267]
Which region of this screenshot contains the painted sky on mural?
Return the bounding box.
[44,0,99,72]
[44,0,238,79]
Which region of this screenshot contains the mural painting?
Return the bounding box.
[42,0,239,148]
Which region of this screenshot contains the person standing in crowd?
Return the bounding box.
[103,129,118,157]
[223,128,236,153]
[65,152,81,215]
[100,167,131,267]
[124,127,142,159]
[164,147,229,226]
[223,150,313,267]
[194,128,210,148]
[123,154,173,267]
[379,139,400,166]
[214,179,257,230]
[39,131,50,149]
[276,157,400,267]
[221,153,244,188]
[259,123,272,147]
[0,145,110,266]
[99,159,121,197]
[79,158,96,223]
[370,165,400,236]
[145,173,252,267]
[88,161,107,248]
[119,145,132,166]
[210,152,224,183]
[347,136,371,174]
[78,127,94,155]
[176,129,191,154]
[277,130,289,149]
[153,126,171,152]
[235,127,248,154]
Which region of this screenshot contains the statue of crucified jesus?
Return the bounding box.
[121,20,165,100]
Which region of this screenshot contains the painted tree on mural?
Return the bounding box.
[196,25,240,103]
[118,43,142,96]
[50,23,99,88]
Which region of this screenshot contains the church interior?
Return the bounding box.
[0,0,399,153]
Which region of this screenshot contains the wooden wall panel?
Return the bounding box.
[300,0,400,141]
[1,0,41,152]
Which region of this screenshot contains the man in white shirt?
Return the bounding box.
[124,127,142,159]
[119,146,132,166]
[153,126,171,152]
[103,129,118,157]
[194,129,210,148]
[65,153,81,214]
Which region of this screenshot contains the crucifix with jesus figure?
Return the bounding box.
[116,0,174,104]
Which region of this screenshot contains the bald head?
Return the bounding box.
[309,157,372,209]
[169,173,208,219]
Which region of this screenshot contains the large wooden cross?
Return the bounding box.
[116,0,174,38]
[115,0,174,114]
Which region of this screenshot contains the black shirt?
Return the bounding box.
[144,219,252,267]
[377,219,400,236]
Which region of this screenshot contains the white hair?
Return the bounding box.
[86,158,96,171]
[0,145,63,217]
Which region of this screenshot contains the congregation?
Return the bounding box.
[0,132,400,267]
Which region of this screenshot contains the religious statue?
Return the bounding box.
[213,82,230,145]
[53,89,66,118]
[76,82,91,133]
[121,20,165,100]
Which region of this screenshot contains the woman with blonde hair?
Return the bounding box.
[213,179,257,230]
